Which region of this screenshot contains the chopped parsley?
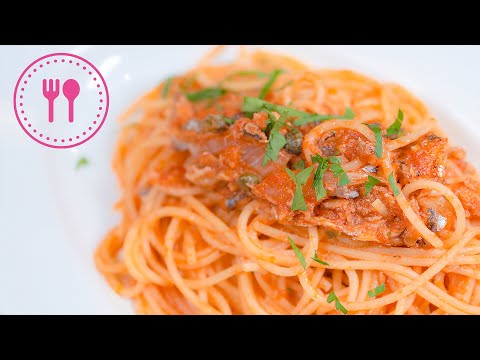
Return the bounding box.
[162,77,173,99]
[285,166,314,211]
[294,107,355,126]
[185,87,226,103]
[241,97,354,126]
[365,175,380,195]
[386,109,404,139]
[264,132,287,166]
[275,80,293,92]
[311,250,329,266]
[388,172,401,196]
[222,117,234,125]
[262,111,287,166]
[311,154,329,200]
[365,123,383,159]
[368,283,386,298]
[75,157,89,170]
[228,70,269,79]
[292,159,305,170]
[288,237,306,270]
[259,69,283,99]
[242,97,305,118]
[327,292,348,315]
[329,157,350,186]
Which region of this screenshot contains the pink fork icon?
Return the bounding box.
[42,79,60,123]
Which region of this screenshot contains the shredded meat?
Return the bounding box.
[253,172,421,246]
[452,178,480,217]
[167,95,479,248]
[393,132,448,185]
[242,122,268,141]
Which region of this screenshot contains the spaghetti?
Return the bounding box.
[95,46,480,314]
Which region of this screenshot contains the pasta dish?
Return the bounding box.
[95,46,480,314]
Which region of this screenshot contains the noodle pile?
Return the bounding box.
[95,46,480,314]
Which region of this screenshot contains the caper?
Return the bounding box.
[237,174,260,191]
[284,130,303,155]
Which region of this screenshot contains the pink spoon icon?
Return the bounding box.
[62,79,80,123]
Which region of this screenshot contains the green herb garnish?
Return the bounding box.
[285,166,314,211]
[365,123,383,159]
[292,159,305,170]
[288,237,306,270]
[329,157,350,186]
[311,154,329,200]
[311,250,329,266]
[294,107,355,126]
[162,77,173,99]
[386,109,404,138]
[263,132,286,166]
[242,97,306,120]
[275,80,293,92]
[186,88,226,103]
[223,117,234,125]
[365,175,380,195]
[259,69,284,99]
[327,292,348,315]
[368,283,386,298]
[229,70,269,78]
[241,97,354,126]
[262,111,287,166]
[388,172,400,196]
[75,157,89,170]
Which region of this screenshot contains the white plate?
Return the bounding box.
[1,45,479,314]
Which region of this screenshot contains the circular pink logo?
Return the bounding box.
[13,53,109,149]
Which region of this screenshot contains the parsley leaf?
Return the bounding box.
[365,175,380,195]
[327,292,348,315]
[162,77,173,99]
[388,172,400,196]
[329,157,350,186]
[285,166,314,211]
[223,117,234,125]
[259,69,283,99]
[228,70,269,79]
[75,157,89,170]
[294,107,355,126]
[386,109,404,138]
[241,97,354,126]
[368,283,386,298]
[292,160,305,170]
[276,80,293,92]
[263,132,286,166]
[311,154,329,200]
[311,250,329,266]
[262,111,287,166]
[365,123,383,159]
[288,237,306,270]
[186,88,226,103]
